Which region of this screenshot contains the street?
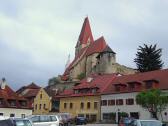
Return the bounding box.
[76,124,117,126]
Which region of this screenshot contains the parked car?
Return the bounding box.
[129,119,164,126]
[29,115,59,126]
[75,116,87,125]
[0,118,33,126]
[57,113,74,126]
[54,114,64,126]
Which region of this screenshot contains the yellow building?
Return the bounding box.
[60,95,100,122]
[59,74,117,122]
[33,88,51,114]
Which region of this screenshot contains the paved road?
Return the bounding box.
[76,124,117,126]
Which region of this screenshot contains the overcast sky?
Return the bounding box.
[0,0,168,90]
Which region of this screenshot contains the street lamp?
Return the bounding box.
[116,108,120,125]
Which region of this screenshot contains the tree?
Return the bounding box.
[136,89,168,120]
[48,77,60,86]
[77,72,86,80]
[134,44,163,72]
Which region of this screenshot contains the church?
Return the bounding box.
[61,17,136,81]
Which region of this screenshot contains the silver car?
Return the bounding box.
[29,115,59,126]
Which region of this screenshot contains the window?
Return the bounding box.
[116,99,123,105]
[74,90,79,94]
[35,104,37,110]
[94,102,98,109]
[50,116,57,121]
[43,104,46,109]
[70,103,73,109]
[101,100,107,106]
[40,93,42,99]
[21,114,25,118]
[0,99,3,105]
[64,103,67,109]
[39,104,42,110]
[10,113,15,117]
[108,100,115,106]
[145,82,153,89]
[92,88,97,93]
[9,100,16,107]
[0,113,3,116]
[81,102,84,109]
[126,98,134,105]
[40,115,50,122]
[115,86,120,91]
[20,101,27,107]
[87,102,91,109]
[129,84,135,90]
[31,116,40,122]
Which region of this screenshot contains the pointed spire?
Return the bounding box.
[77,17,94,46]
[65,54,71,69]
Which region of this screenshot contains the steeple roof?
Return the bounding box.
[76,17,94,47]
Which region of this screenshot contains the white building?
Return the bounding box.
[101,69,168,122]
[0,78,32,118]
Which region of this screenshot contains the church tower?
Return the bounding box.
[75,17,94,56]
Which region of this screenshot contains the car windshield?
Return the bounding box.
[15,120,32,126]
[140,121,162,126]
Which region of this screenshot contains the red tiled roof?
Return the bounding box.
[26,83,41,89]
[85,36,107,56]
[23,89,40,98]
[0,85,30,109]
[62,37,109,78]
[59,74,117,97]
[103,69,168,94]
[16,82,41,94]
[76,17,94,47]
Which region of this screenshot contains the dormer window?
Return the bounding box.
[92,88,97,93]
[129,83,135,90]
[146,82,152,89]
[74,90,79,94]
[19,101,27,107]
[114,83,126,92]
[115,85,120,91]
[144,79,159,89]
[0,99,3,105]
[8,100,16,107]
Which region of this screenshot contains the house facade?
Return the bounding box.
[59,74,117,122]
[33,88,52,114]
[101,69,168,122]
[0,78,32,118]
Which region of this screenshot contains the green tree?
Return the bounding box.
[77,72,86,80]
[134,44,163,72]
[48,77,60,86]
[136,89,168,120]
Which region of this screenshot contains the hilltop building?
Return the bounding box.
[61,17,136,81]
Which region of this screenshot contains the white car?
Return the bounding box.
[129,119,164,126]
[29,115,59,126]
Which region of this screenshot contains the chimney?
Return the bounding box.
[1,78,6,89]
